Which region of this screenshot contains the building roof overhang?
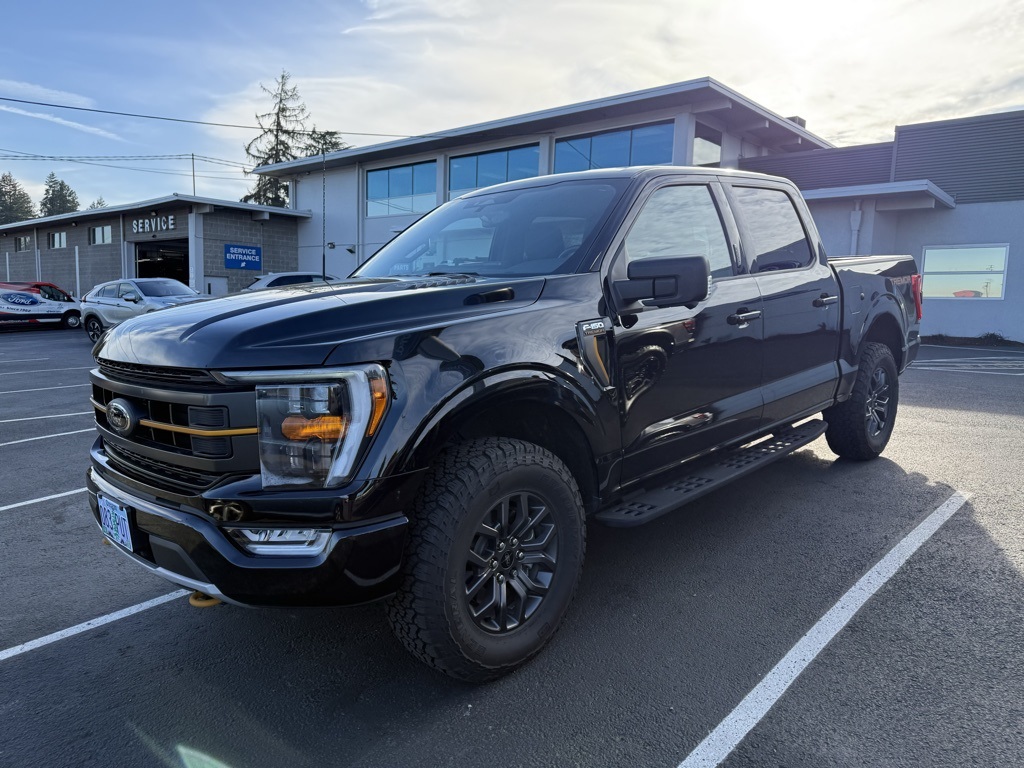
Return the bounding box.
[255,77,833,178]
[0,193,312,234]
[801,179,956,210]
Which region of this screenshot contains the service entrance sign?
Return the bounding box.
[224,244,262,270]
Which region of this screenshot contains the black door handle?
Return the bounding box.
[728,308,762,325]
[813,293,839,307]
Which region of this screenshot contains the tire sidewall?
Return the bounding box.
[441,460,584,671]
[85,317,102,341]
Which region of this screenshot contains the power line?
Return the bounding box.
[0,95,420,139]
[0,147,249,180]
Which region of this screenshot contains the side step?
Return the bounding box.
[595,419,828,528]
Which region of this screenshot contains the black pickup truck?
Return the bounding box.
[87,167,922,681]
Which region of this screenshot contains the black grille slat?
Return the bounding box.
[97,359,218,388]
[105,443,223,494]
[188,406,227,428]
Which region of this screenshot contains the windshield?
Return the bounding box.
[353,179,627,279]
[137,280,197,297]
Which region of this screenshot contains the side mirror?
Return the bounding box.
[613,255,710,309]
[123,292,140,303]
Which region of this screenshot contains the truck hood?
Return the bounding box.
[95,276,545,369]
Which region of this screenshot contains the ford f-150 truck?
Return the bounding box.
[86,167,922,681]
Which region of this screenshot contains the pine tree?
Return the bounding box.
[87,197,107,209]
[0,172,36,224]
[242,70,311,207]
[304,127,348,157]
[39,172,80,217]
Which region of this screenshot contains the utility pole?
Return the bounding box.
[191,154,196,196]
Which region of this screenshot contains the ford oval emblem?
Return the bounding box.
[1,292,39,306]
[106,398,138,438]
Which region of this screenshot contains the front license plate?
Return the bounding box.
[98,494,133,551]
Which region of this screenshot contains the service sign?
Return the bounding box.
[224,244,262,270]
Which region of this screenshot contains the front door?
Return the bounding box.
[611,182,764,485]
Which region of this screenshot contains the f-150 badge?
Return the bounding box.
[579,318,610,337]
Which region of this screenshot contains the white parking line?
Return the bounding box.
[678,491,970,768]
[0,383,90,394]
[0,591,189,663]
[0,429,95,448]
[0,358,51,363]
[0,488,87,513]
[0,366,93,376]
[0,411,92,424]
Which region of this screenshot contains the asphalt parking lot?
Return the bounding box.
[1,329,1022,768]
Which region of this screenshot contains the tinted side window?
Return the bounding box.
[117,283,135,298]
[97,285,117,298]
[623,185,733,278]
[731,187,813,272]
[270,275,314,287]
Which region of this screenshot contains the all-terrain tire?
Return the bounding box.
[824,342,899,460]
[385,437,586,682]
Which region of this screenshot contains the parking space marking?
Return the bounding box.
[0,488,87,513]
[0,429,95,448]
[0,411,92,424]
[0,383,90,395]
[0,358,52,363]
[0,366,93,376]
[0,590,189,663]
[678,491,970,768]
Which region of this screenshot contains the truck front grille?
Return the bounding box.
[97,358,219,389]
[105,443,224,495]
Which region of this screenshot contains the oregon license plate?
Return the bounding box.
[98,494,133,551]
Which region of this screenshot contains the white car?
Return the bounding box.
[81,278,201,342]
[241,272,341,291]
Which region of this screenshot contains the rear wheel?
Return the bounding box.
[61,311,81,329]
[386,437,585,682]
[85,316,103,343]
[824,342,899,460]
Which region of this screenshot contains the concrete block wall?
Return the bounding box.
[200,210,299,293]
[3,218,122,297]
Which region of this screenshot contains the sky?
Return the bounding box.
[1,0,1021,211]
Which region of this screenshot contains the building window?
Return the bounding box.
[366,161,436,217]
[48,232,67,249]
[14,235,32,252]
[89,225,112,245]
[554,122,673,174]
[922,245,1007,299]
[693,123,723,167]
[448,144,540,198]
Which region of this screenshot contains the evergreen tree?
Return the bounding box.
[39,172,80,217]
[0,172,36,224]
[87,197,107,209]
[303,126,348,157]
[242,70,311,207]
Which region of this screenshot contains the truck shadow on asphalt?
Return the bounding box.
[31,445,1008,768]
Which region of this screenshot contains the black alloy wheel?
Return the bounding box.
[463,491,558,634]
[864,365,891,437]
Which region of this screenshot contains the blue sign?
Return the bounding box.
[224,244,262,270]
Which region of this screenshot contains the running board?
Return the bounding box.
[595,419,828,528]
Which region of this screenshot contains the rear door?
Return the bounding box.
[724,182,841,426]
[610,179,764,484]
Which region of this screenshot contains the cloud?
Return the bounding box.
[0,79,95,109]
[0,105,124,142]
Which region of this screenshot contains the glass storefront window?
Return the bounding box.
[448,145,540,198]
[923,245,1008,298]
[366,161,437,217]
[554,122,673,173]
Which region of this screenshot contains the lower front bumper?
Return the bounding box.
[87,467,409,607]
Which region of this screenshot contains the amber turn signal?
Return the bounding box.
[281,414,347,441]
[368,375,388,435]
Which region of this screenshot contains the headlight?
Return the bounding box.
[214,365,388,489]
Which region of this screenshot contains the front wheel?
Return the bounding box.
[824,342,899,460]
[85,316,103,343]
[386,438,586,682]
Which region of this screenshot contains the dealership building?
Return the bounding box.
[4,76,1021,340]
[256,76,1023,342]
[0,195,308,297]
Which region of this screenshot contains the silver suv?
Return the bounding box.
[81,278,201,342]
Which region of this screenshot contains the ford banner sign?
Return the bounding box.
[224,244,262,270]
